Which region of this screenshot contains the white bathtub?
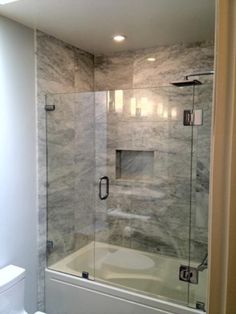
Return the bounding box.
[45,242,207,314]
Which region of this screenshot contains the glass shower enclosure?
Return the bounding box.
[46,84,212,310]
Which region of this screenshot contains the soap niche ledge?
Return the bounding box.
[116,149,154,182]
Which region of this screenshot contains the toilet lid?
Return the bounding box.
[0,265,25,293]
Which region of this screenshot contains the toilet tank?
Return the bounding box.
[0,265,26,314]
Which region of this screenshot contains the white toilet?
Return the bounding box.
[0,265,45,314]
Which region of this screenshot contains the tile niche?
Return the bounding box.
[116,150,154,181]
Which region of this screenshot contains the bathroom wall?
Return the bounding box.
[93,42,214,262]
[36,30,94,310]
[0,16,37,313]
[94,86,212,262]
[94,42,214,89]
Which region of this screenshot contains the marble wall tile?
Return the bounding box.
[74,93,95,238]
[75,50,94,91]
[36,31,94,310]
[94,52,134,90]
[46,95,76,265]
[189,83,212,261]
[37,32,75,94]
[47,203,75,265]
[94,42,214,90]
[93,46,213,264]
[94,79,212,261]
[37,31,94,94]
[95,91,108,123]
[116,150,154,180]
[133,42,214,88]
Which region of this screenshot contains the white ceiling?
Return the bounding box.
[0,0,215,54]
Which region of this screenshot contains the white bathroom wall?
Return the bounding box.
[0,16,37,313]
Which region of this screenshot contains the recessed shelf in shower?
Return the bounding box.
[116,150,154,181]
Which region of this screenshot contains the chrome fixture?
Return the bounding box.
[46,240,54,253]
[82,271,89,279]
[185,71,214,81]
[179,265,198,284]
[99,176,110,200]
[171,79,202,87]
[171,70,214,87]
[196,301,206,311]
[183,109,203,126]
[197,253,208,271]
[45,104,55,111]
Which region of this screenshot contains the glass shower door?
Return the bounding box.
[94,87,195,305]
[45,86,210,308]
[188,83,213,310]
[46,92,96,280]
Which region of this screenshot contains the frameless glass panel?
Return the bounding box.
[188,83,213,310]
[94,86,195,305]
[46,92,95,280]
[45,85,211,308]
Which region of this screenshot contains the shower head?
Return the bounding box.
[171,79,202,87]
[171,71,214,87]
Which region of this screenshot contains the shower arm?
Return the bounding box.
[185,71,214,81]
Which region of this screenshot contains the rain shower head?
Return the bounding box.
[171,71,214,87]
[171,79,202,87]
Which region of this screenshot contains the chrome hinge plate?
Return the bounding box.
[45,105,55,111]
[46,240,54,253]
[196,301,206,312]
[183,109,203,126]
[179,265,199,284]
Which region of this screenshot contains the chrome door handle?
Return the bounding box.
[99,176,109,200]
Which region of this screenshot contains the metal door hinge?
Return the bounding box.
[45,105,55,111]
[183,109,203,126]
[82,271,89,279]
[179,265,199,284]
[47,240,54,253]
[196,301,206,312]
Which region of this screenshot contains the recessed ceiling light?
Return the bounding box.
[147,57,156,62]
[0,0,20,4]
[113,35,126,42]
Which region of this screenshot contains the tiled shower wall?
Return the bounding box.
[94,42,214,89]
[94,86,212,261]
[93,42,213,262]
[36,30,94,309]
[36,30,214,309]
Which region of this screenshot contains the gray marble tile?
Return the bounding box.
[95,91,108,123]
[73,93,95,237]
[75,50,94,91]
[94,42,214,90]
[36,30,94,310]
[37,31,75,94]
[91,78,212,263]
[133,42,214,88]
[116,150,154,180]
[130,220,191,259]
[94,52,134,90]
